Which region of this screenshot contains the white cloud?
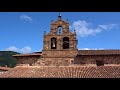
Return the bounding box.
[21,46,31,53]
[98,24,117,30]
[79,48,91,50]
[5,46,32,54]
[71,20,117,37]
[5,46,19,52]
[79,48,104,50]
[20,14,32,23]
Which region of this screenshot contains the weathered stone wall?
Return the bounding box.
[43,35,77,51]
[74,55,120,65]
[14,50,78,66]
[16,56,40,66]
[43,17,77,51]
[34,50,78,66]
[42,50,78,58]
[35,57,74,66]
[50,20,69,35]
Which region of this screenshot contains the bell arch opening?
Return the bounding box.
[51,37,57,49]
[63,37,69,49]
[57,26,62,34]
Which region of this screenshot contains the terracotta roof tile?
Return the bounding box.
[78,50,120,55]
[0,66,120,78]
[0,66,12,71]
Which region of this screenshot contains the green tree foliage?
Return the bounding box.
[0,51,20,68]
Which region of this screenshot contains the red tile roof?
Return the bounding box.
[0,66,12,71]
[78,50,120,55]
[0,66,120,78]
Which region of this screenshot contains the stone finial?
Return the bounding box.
[74,29,76,34]
[66,19,68,22]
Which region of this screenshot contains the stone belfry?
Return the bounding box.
[36,13,78,66]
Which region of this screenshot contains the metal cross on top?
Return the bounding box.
[58,12,62,20]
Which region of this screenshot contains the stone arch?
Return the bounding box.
[51,37,57,49]
[63,37,69,49]
[57,26,62,34]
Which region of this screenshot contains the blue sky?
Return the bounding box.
[0,12,120,53]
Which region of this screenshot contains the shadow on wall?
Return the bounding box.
[96,60,104,66]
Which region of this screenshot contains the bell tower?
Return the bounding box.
[43,13,77,51]
[36,13,78,66]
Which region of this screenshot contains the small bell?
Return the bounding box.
[53,43,55,47]
[59,28,61,34]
